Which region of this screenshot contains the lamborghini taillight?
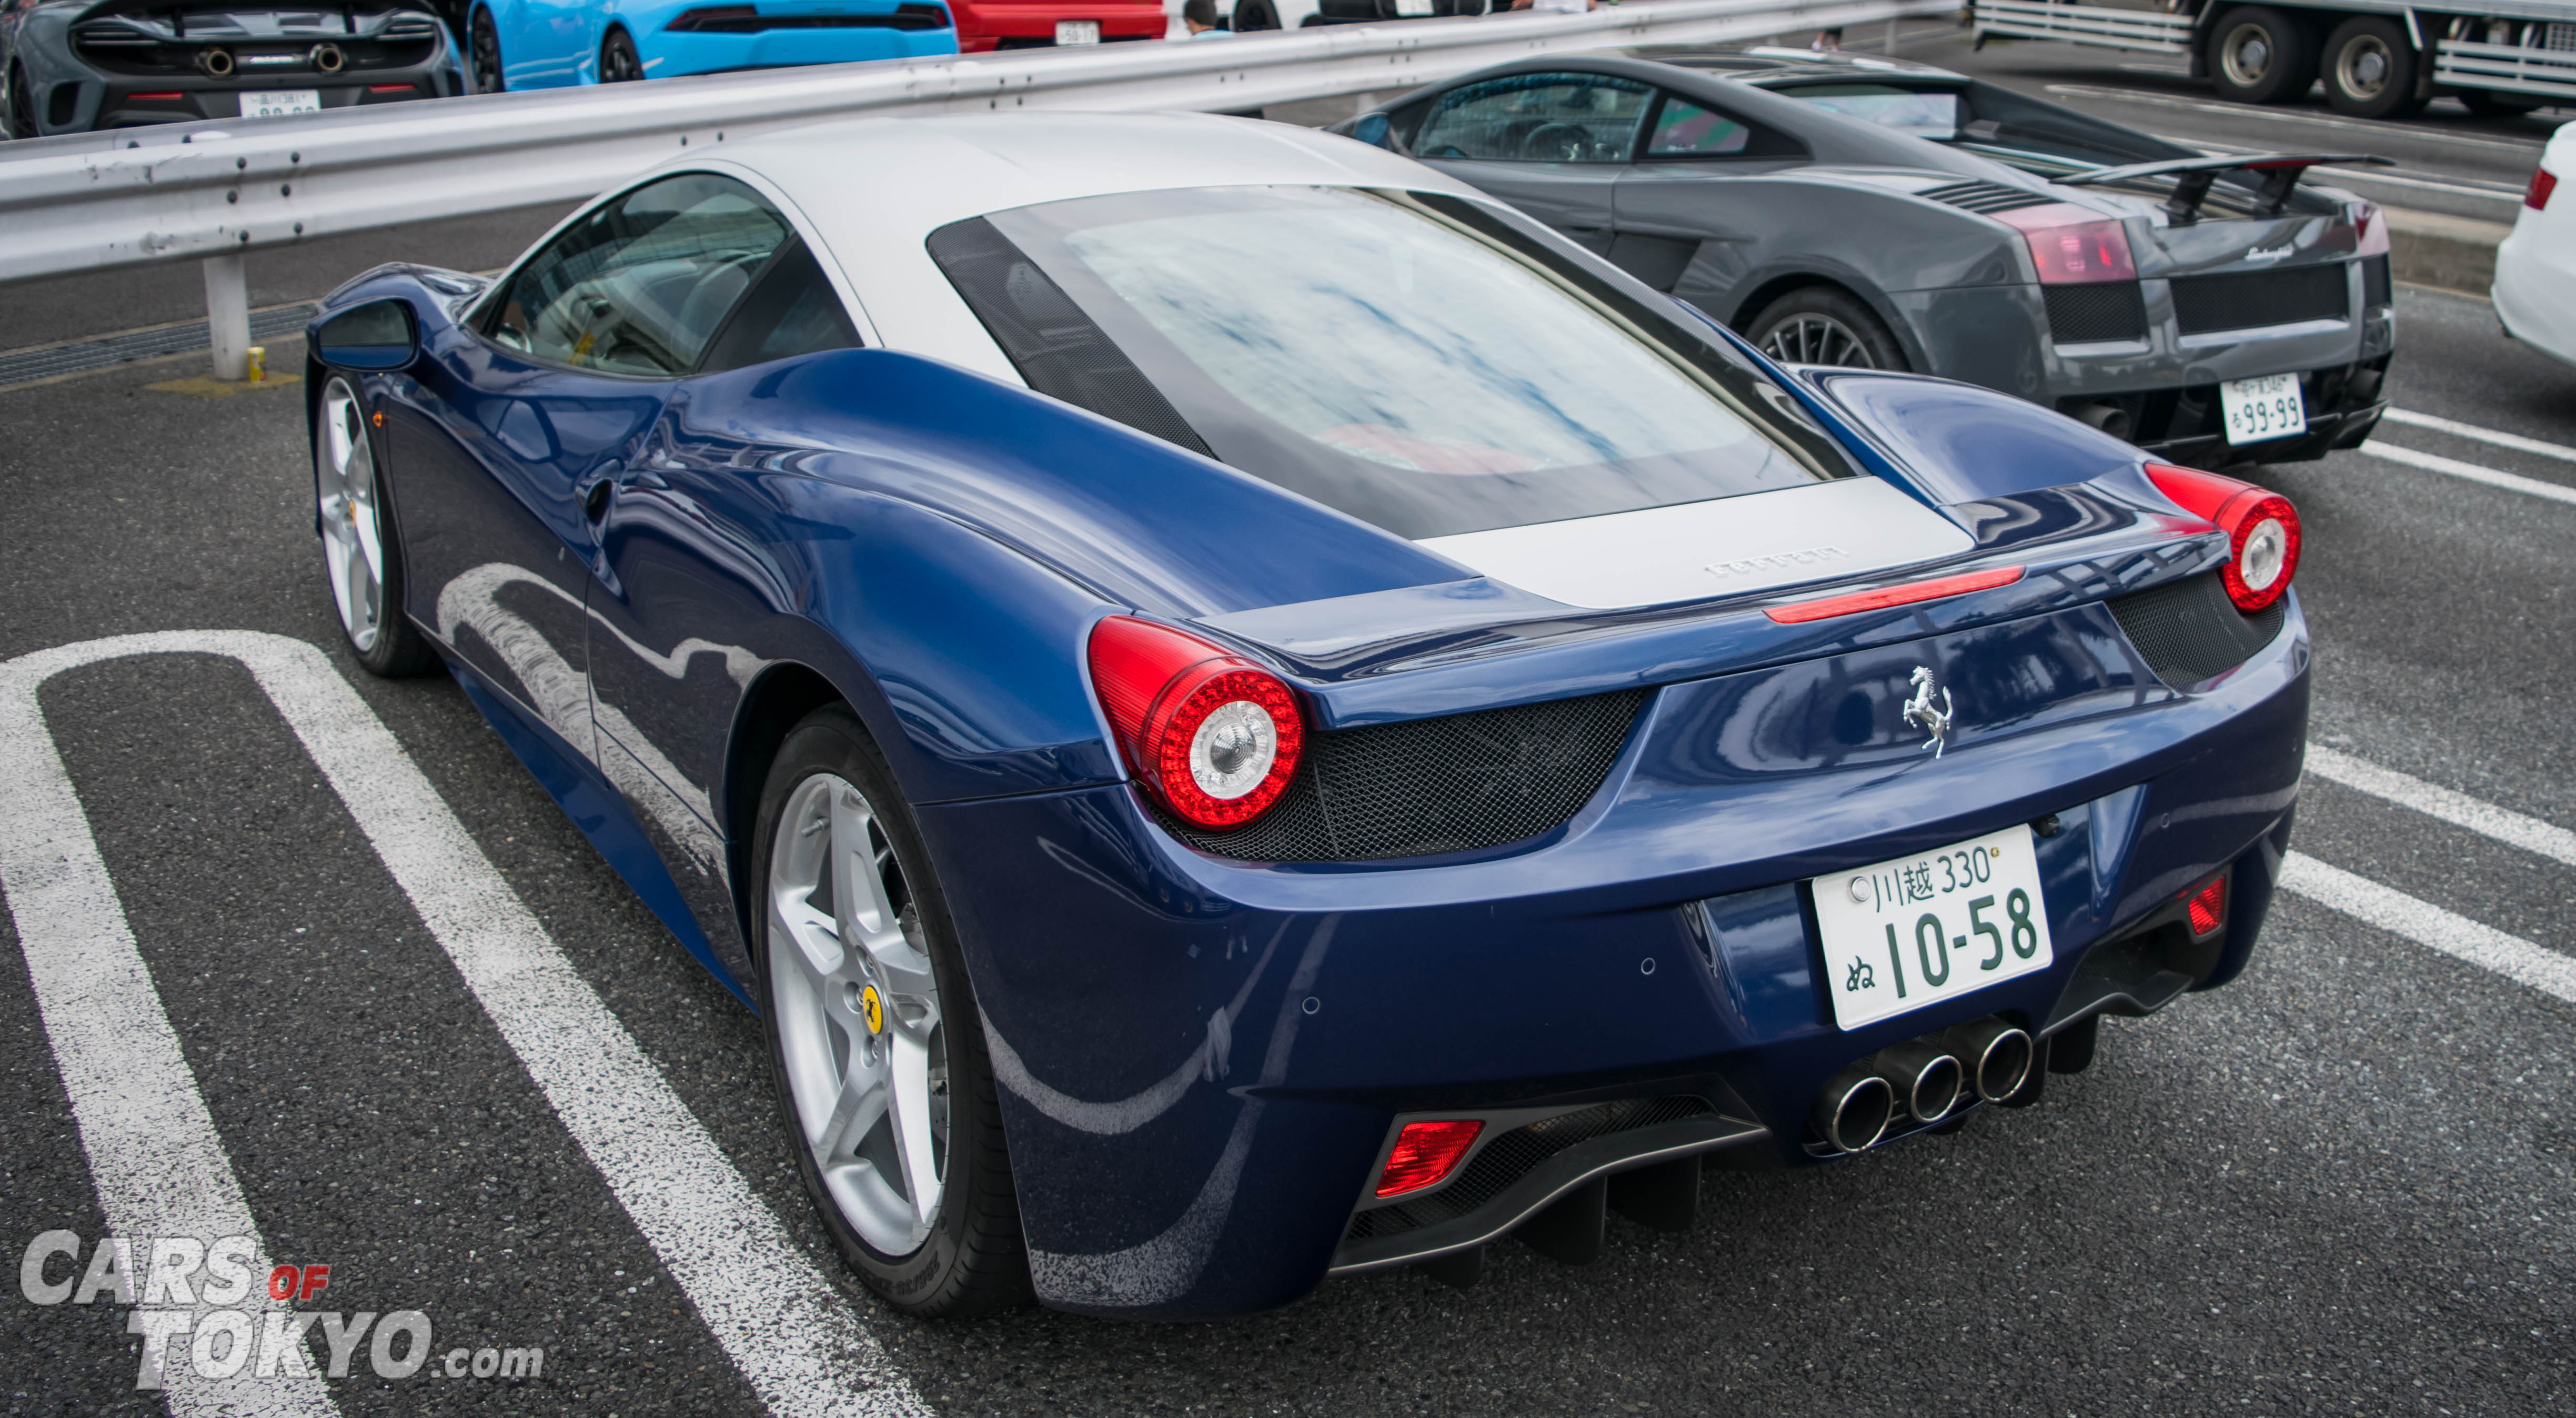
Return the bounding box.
[1088,616,1306,830]
[1997,204,2137,285]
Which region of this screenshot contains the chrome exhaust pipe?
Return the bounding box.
[1949,1017,2035,1103]
[1810,1062,1895,1154]
[1875,1040,1965,1124]
[311,43,346,74]
[198,47,236,78]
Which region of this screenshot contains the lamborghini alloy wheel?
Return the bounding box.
[599,28,643,84]
[470,8,505,94]
[1747,286,1909,371]
[754,706,1029,1315]
[314,375,434,677]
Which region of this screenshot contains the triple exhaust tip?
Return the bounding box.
[1810,1017,2035,1154]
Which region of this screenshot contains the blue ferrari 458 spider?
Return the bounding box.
[304,111,2310,1319]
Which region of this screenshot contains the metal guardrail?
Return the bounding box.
[0,0,1946,378]
[1969,0,2193,53]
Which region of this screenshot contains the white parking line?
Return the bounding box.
[2308,747,2576,870]
[0,651,338,1414]
[2382,408,2576,466]
[0,632,924,1418]
[2359,439,2576,507]
[2279,853,2576,1007]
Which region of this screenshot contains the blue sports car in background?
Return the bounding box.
[462,0,955,94]
[304,111,2309,1319]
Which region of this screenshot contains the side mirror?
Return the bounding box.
[315,299,418,371]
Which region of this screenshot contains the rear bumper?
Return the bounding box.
[16,14,465,134]
[641,27,960,74]
[2494,211,2576,370]
[949,2,1166,46]
[2092,355,2391,470]
[916,590,2311,1318]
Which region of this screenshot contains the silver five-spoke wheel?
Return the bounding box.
[1760,314,1877,369]
[316,376,386,652]
[768,771,950,1257]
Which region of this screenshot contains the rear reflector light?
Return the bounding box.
[2530,165,2559,212]
[368,83,416,93]
[2186,876,2226,937]
[1088,616,1306,830]
[1765,567,2024,625]
[1997,204,2137,285]
[2145,463,2302,614]
[1375,1119,1484,1198]
[130,92,185,100]
[2351,200,2389,257]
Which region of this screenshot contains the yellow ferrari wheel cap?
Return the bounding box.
[860,984,884,1035]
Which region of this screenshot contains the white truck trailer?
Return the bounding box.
[1970,0,2576,117]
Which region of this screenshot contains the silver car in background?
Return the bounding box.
[1334,47,2397,470]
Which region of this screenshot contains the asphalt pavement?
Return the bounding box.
[3,36,2574,1418]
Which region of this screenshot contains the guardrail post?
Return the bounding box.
[203,254,250,381]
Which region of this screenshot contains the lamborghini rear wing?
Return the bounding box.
[2052,153,2396,225]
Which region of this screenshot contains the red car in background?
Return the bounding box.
[951,0,1164,50]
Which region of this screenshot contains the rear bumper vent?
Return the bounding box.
[1345,1097,1717,1246]
[2172,264,2349,336]
[1156,689,1647,863]
[666,3,948,29]
[1919,179,2059,215]
[2108,571,2288,685]
[2046,281,2148,344]
[2361,254,2391,311]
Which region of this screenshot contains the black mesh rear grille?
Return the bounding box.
[1918,179,2058,215]
[2171,264,2348,335]
[2046,282,2149,344]
[2108,572,2287,685]
[2361,253,2391,310]
[1344,1097,1715,1242]
[925,218,1214,457]
[1159,690,1646,862]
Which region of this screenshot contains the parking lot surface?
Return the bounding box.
[3,36,2572,1418]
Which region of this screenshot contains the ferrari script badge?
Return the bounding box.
[1902,666,1954,758]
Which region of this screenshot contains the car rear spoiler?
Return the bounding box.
[2051,153,2396,225]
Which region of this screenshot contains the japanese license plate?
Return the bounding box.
[1394,0,1434,13]
[240,89,321,118]
[1811,824,2055,1031]
[2219,372,2306,446]
[1055,19,1100,43]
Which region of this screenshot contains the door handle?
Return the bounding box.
[583,477,613,521]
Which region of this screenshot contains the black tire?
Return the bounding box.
[469,7,505,94]
[2320,16,2424,119]
[750,706,1031,1318]
[599,27,643,84]
[1744,286,1910,371]
[311,376,438,678]
[4,63,37,139]
[2205,6,2317,106]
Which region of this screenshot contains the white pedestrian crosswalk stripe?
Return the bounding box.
[0,631,925,1418]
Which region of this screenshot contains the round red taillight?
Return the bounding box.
[1088,616,1306,829]
[2144,462,2303,613]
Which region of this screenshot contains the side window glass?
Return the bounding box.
[699,238,864,375]
[1646,97,1753,157]
[486,174,789,377]
[1412,74,1651,164]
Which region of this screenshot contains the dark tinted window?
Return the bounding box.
[699,238,863,374]
[1413,73,1652,164]
[1772,83,1962,140]
[937,185,1854,540]
[486,174,788,377]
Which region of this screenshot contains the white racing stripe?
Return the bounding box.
[0,632,923,1418]
[2358,439,2576,507]
[2382,408,2576,466]
[0,659,338,1414]
[2278,853,2576,1008]
[2308,747,2576,870]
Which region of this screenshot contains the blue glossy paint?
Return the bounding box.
[309,252,2309,1320]
[476,0,955,92]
